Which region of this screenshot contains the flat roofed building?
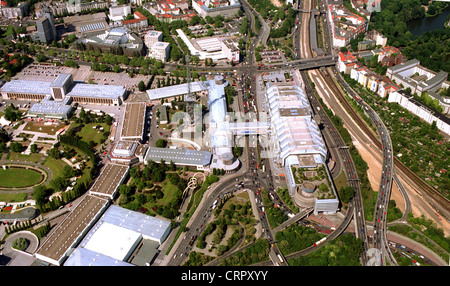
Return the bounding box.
[0,80,52,101]
[109,141,147,165]
[63,247,134,266]
[146,81,209,101]
[28,96,73,120]
[66,83,126,106]
[83,222,142,261]
[50,73,73,99]
[120,102,147,141]
[100,205,171,244]
[35,195,110,266]
[112,140,138,157]
[88,163,129,199]
[1,74,127,106]
[149,41,170,62]
[63,12,109,35]
[109,4,131,22]
[63,205,171,266]
[144,30,163,48]
[144,147,212,169]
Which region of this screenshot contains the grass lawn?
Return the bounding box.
[23,121,67,135]
[333,170,348,194]
[7,152,44,163]
[0,192,28,203]
[71,123,110,145]
[0,167,44,188]
[43,157,69,179]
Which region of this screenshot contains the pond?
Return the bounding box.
[406,6,450,37]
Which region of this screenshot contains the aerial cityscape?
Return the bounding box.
[0,0,448,272]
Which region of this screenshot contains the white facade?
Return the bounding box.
[144,30,163,48]
[388,90,450,136]
[176,29,239,62]
[149,41,170,62]
[109,4,132,21]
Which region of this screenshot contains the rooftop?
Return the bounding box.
[28,97,73,116]
[146,81,209,100]
[67,83,126,99]
[120,102,146,140]
[145,147,212,167]
[0,80,52,95]
[35,195,110,265]
[88,163,129,198]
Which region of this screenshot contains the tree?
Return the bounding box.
[62,165,75,178]
[119,185,132,197]
[10,142,23,152]
[50,176,68,192]
[30,144,38,153]
[138,80,146,91]
[33,185,51,205]
[36,53,47,62]
[155,138,168,148]
[48,147,60,159]
[339,186,354,204]
[105,114,112,125]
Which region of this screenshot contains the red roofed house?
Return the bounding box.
[122,11,148,29]
[338,51,357,74]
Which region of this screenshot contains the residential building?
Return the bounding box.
[357,39,375,51]
[327,4,367,48]
[338,51,357,74]
[366,30,387,47]
[387,59,449,96]
[192,0,241,18]
[0,1,28,18]
[66,0,108,14]
[109,4,132,22]
[388,90,450,136]
[122,11,148,29]
[143,0,195,23]
[35,1,67,18]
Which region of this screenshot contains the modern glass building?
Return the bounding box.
[265,82,339,214]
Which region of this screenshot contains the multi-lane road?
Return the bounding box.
[164,0,449,267]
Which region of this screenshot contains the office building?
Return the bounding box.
[1,74,126,106]
[144,30,163,49]
[149,41,171,62]
[34,9,56,43]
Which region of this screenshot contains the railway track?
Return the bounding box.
[322,68,450,216]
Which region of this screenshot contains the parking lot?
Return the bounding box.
[13,63,79,82]
[13,63,151,93]
[88,71,152,91]
[260,50,286,65]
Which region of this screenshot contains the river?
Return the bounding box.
[406,5,450,37]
